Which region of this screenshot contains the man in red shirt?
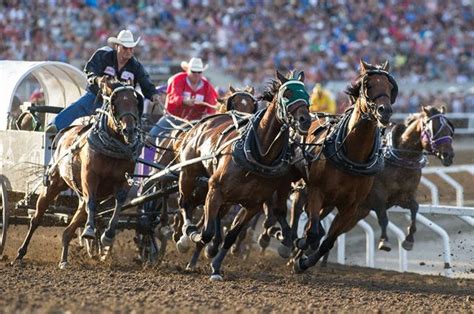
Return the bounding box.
[165,57,218,120]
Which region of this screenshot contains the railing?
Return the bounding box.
[298,164,474,277]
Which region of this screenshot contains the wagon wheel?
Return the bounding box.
[0,178,9,256]
[138,233,159,266]
[84,228,104,259]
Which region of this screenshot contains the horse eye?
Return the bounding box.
[284,90,293,98]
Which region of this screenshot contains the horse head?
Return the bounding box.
[421,105,455,166]
[101,77,139,144]
[221,85,258,114]
[273,70,311,134]
[347,60,397,126]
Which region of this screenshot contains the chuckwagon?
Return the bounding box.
[0,61,177,264]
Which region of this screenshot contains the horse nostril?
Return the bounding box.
[299,116,310,125]
[378,105,392,116]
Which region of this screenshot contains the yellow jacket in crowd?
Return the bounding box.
[309,84,337,114]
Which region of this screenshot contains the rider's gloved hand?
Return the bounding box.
[151,94,160,103]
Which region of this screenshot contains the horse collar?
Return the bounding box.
[322,110,384,176]
[383,130,427,170]
[232,108,292,178]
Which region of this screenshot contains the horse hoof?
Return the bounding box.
[58,261,68,270]
[277,244,292,259]
[176,235,191,253]
[230,244,240,256]
[100,233,114,248]
[161,226,173,239]
[402,240,414,251]
[293,258,306,274]
[378,240,392,252]
[81,227,96,240]
[210,273,223,281]
[10,259,23,267]
[186,263,196,271]
[258,234,271,250]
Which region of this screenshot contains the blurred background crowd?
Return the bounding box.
[1,0,473,113]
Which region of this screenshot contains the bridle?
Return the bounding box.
[276,80,310,129]
[421,113,454,155]
[226,91,258,113]
[100,84,139,134]
[357,69,398,121]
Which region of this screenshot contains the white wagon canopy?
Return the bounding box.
[0,61,86,192]
[0,61,86,130]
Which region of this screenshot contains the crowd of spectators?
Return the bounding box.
[1,0,473,113]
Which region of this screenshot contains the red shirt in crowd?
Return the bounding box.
[165,72,218,120]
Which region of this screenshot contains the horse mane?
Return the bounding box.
[390,123,407,147]
[404,113,422,127]
[259,70,298,102]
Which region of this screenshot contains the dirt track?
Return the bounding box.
[1,226,473,313]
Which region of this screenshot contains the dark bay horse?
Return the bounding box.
[365,105,455,251]
[294,60,397,273]
[144,86,259,244]
[217,85,258,114]
[14,79,141,268]
[178,71,311,280]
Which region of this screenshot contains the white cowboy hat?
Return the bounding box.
[107,30,141,48]
[180,57,209,72]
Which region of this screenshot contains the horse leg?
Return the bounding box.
[294,190,322,256]
[176,171,200,253]
[375,207,391,251]
[81,192,99,240]
[205,211,226,259]
[257,202,275,252]
[295,206,359,273]
[14,171,67,262]
[210,205,261,281]
[401,199,418,251]
[231,207,257,257]
[59,200,87,269]
[289,188,306,242]
[101,188,128,247]
[187,181,222,245]
[272,187,294,259]
[172,212,183,243]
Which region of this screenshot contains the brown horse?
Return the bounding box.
[144,86,259,243]
[178,71,311,280]
[289,105,455,264]
[14,78,141,268]
[217,85,258,114]
[366,105,455,251]
[294,60,397,272]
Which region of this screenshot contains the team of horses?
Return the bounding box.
[13,61,455,281]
